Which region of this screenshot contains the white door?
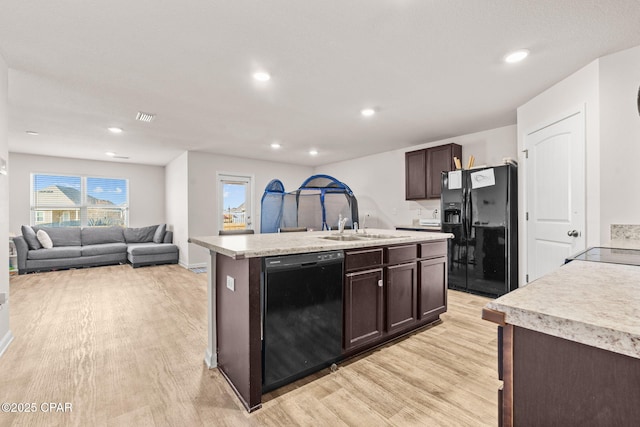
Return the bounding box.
[526,109,585,282]
[217,174,253,232]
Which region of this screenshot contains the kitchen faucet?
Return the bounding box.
[338,214,348,233]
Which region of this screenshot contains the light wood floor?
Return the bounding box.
[1,265,499,427]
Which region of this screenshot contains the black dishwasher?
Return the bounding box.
[262,250,343,392]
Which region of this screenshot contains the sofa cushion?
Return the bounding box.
[36,229,53,249]
[81,243,127,257]
[82,226,125,245]
[27,246,82,260]
[33,227,82,247]
[124,225,157,243]
[153,224,166,243]
[127,243,178,256]
[22,225,42,250]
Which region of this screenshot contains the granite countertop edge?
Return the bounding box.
[485,259,640,360]
[190,229,452,259]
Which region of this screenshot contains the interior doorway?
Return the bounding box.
[217,174,253,232]
[525,108,586,282]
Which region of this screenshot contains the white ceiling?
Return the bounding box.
[1,1,640,167]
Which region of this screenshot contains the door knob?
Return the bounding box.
[567,230,579,237]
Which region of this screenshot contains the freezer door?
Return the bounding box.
[466,166,510,296]
[441,171,466,290]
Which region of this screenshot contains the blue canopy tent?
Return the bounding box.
[260,175,359,233]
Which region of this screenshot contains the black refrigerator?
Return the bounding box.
[441,164,517,297]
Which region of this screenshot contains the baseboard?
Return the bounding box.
[187,262,207,270]
[0,330,15,358]
[204,348,217,369]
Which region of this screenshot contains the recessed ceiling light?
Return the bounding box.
[270,142,281,149]
[253,71,271,82]
[105,152,116,157]
[108,127,123,134]
[25,131,39,135]
[504,49,530,64]
[361,108,376,117]
[309,149,318,156]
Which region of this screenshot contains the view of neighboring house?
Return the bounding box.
[223,202,246,230]
[33,184,127,227]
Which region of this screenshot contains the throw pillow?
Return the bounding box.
[153,224,166,243]
[21,225,42,250]
[36,229,53,249]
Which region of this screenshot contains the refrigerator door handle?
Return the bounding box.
[466,188,473,239]
[461,186,467,236]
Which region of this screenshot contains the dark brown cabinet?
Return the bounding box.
[405,150,427,199]
[344,268,384,351]
[418,241,447,320]
[386,262,418,333]
[405,143,461,200]
[343,240,447,356]
[419,257,447,319]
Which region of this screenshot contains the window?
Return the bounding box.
[217,174,253,231]
[31,174,129,227]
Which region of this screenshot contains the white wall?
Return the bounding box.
[516,60,600,285]
[186,152,313,267]
[599,45,640,241]
[0,53,13,357]
[9,153,166,234]
[315,125,517,229]
[165,152,189,267]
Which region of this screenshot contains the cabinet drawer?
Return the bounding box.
[345,248,383,272]
[420,241,446,259]
[386,244,417,264]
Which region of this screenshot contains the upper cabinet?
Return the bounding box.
[405,143,461,200]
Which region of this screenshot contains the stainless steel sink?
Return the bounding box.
[321,235,365,241]
[357,233,408,239]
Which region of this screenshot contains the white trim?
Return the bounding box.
[523,104,586,284]
[205,253,217,368]
[187,262,207,269]
[216,172,255,233]
[0,330,14,358]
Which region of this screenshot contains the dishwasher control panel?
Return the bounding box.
[264,250,344,270]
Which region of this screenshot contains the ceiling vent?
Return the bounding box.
[135,111,155,122]
[113,155,130,160]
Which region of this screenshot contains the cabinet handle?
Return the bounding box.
[378,279,383,287]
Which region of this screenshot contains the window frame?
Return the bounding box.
[30,173,130,227]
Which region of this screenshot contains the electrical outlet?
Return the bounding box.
[226,276,235,292]
[0,292,7,305]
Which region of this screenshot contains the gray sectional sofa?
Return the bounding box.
[14,224,179,274]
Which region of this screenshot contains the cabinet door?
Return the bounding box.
[426,144,462,199]
[405,149,427,200]
[344,268,384,351]
[419,257,447,319]
[386,262,418,334]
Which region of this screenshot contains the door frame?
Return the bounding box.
[522,104,586,284]
[216,172,255,232]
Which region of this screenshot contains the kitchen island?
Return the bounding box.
[482,258,640,426]
[190,229,452,411]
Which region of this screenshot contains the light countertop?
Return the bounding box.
[485,259,640,359]
[190,228,452,259]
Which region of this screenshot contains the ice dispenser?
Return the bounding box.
[443,202,461,224]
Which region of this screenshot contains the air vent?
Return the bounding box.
[135,111,155,122]
[113,155,130,159]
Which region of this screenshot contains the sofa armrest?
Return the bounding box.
[163,231,173,244]
[14,235,29,271]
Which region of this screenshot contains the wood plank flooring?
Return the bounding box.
[0,264,498,426]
